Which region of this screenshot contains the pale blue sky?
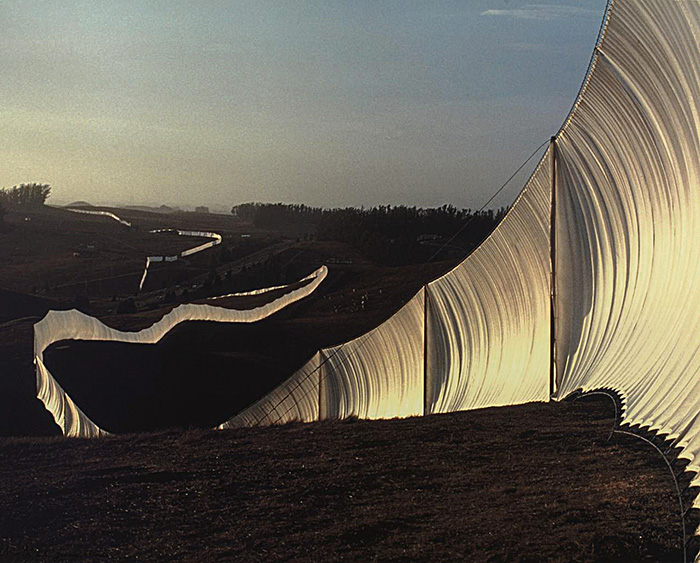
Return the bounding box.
[0,1,607,210]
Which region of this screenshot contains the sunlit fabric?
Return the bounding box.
[554,0,700,503]
[223,290,427,427]
[425,154,551,414]
[320,290,425,420]
[229,0,700,487]
[35,2,700,525]
[207,269,322,300]
[65,207,132,227]
[61,209,224,291]
[150,229,223,258]
[224,155,552,427]
[34,267,327,437]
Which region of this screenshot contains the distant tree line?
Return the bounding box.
[0,183,51,229]
[232,202,508,266]
[0,183,51,207]
[232,202,322,227]
[316,205,508,265]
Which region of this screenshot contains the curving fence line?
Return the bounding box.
[63,208,223,292]
[224,1,700,522]
[138,229,223,291]
[222,152,552,429]
[48,8,700,534]
[34,266,328,437]
[207,268,325,300]
[64,207,132,228]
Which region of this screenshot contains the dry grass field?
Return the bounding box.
[0,398,692,563]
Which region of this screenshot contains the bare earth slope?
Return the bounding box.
[0,398,690,563]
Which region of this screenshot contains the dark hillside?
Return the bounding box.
[0,398,690,562]
[0,319,60,437]
[0,289,68,324]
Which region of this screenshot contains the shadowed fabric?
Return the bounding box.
[34,267,327,437]
[220,353,321,428]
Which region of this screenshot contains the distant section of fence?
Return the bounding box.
[139,229,223,291]
[64,207,132,228]
[63,208,222,292]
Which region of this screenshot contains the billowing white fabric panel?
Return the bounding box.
[221,287,425,428]
[554,0,700,501]
[425,153,551,414]
[231,153,553,426]
[319,289,425,420]
[34,267,327,437]
[220,353,321,428]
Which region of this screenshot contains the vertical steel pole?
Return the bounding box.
[423,286,429,416]
[318,351,324,420]
[549,136,557,399]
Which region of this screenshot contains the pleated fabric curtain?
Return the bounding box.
[35,267,328,437]
[554,0,700,499]
[319,289,425,421]
[225,150,553,427]
[424,151,551,414]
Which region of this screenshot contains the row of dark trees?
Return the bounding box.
[231,202,508,266]
[0,183,51,207]
[317,205,508,265]
[232,202,322,227]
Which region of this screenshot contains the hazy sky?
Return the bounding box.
[1,1,607,210]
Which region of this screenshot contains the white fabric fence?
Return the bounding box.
[224,154,552,428]
[61,209,223,292]
[34,267,327,437]
[553,0,700,507]
[227,4,700,520]
[139,229,223,291]
[64,207,132,227]
[39,5,700,530]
